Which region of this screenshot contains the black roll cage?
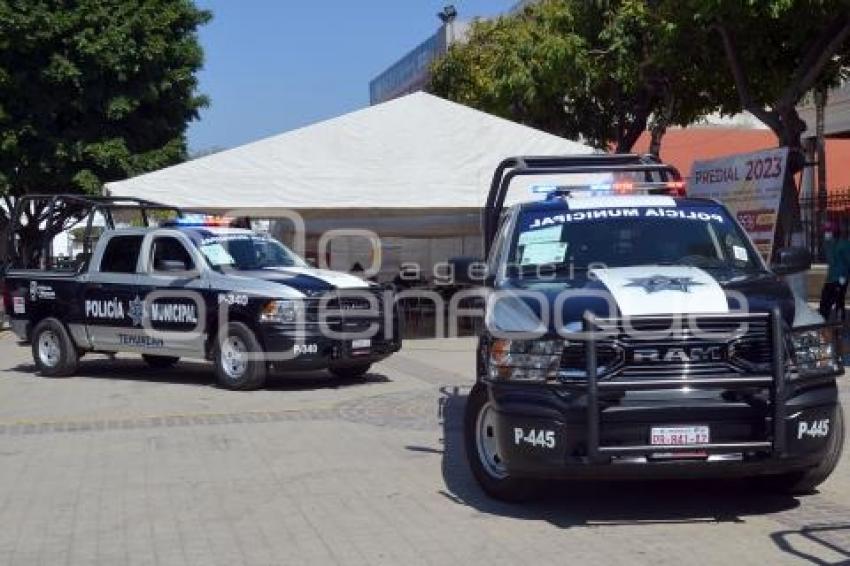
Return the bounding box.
[483,154,683,257]
[4,194,187,271]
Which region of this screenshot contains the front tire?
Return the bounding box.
[329,363,371,380]
[213,322,267,390]
[31,318,79,377]
[464,383,539,502]
[761,402,845,494]
[142,355,180,369]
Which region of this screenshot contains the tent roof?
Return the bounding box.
[105,92,593,213]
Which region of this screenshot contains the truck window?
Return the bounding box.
[487,212,512,275]
[151,236,194,271]
[99,235,143,273]
[510,204,762,273]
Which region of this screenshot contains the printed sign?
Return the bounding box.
[524,207,725,230]
[118,333,164,349]
[690,147,788,260]
[521,242,568,266]
[85,296,198,327]
[29,281,56,301]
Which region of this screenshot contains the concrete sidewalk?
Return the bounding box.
[0,335,848,565]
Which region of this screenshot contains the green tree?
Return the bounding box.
[689,1,850,244]
[430,0,725,154]
[0,0,210,245]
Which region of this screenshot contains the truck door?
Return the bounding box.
[83,234,144,350]
[134,232,209,359]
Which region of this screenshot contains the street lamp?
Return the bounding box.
[437,5,457,24]
[438,5,458,44]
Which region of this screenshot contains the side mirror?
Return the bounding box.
[448,257,489,285]
[155,259,188,272]
[772,247,811,276]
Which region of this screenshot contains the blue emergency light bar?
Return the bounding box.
[162,214,234,228]
[530,180,686,199]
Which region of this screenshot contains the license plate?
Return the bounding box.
[351,339,371,350]
[650,426,710,446]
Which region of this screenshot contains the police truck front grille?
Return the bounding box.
[559,314,773,380]
[560,342,622,377]
[304,289,386,332]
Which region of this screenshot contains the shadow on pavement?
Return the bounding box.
[771,524,850,565]
[6,357,391,391]
[438,385,802,528]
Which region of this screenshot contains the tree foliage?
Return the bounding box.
[683,0,850,241]
[430,0,727,153]
[432,0,850,156]
[0,0,211,211]
[688,1,850,156]
[432,0,850,245]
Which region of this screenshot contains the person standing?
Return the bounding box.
[819,224,850,322]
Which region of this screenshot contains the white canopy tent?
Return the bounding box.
[106,92,594,278]
[106,92,593,219]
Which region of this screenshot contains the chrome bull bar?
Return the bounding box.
[582,308,787,463]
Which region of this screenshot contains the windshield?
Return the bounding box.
[510,203,763,273]
[196,234,307,270]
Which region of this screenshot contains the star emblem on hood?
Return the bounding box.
[625,275,703,293]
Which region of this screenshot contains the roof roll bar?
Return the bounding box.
[5,194,188,269]
[482,154,684,256]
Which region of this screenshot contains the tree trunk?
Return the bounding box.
[774,107,808,249]
[648,92,674,158]
[815,87,828,257]
[648,122,666,158]
[715,19,850,256]
[615,112,650,154]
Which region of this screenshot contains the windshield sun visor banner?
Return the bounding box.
[523,206,726,230]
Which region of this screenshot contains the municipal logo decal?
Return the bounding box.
[625,275,703,293]
[127,295,145,326]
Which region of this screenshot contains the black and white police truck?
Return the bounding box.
[2,195,400,390]
[457,154,844,501]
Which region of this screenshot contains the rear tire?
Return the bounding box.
[31,318,79,377]
[464,383,539,502]
[329,363,371,380]
[213,322,267,390]
[142,355,180,369]
[760,402,845,494]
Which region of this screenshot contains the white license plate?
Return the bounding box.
[351,339,371,350]
[650,426,710,446]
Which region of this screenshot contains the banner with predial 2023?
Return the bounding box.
[689,147,788,261]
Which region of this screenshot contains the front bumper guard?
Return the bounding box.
[582,309,787,463]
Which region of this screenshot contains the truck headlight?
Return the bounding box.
[791,326,841,378]
[260,299,303,324]
[488,338,562,383]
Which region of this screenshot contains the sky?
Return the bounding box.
[188,0,517,154]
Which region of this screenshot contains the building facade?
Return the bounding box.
[369,22,468,105]
[798,82,850,139]
[369,2,533,105]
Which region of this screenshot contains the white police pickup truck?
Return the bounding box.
[455,154,844,501]
[3,195,400,390]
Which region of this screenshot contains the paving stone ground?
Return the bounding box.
[0,334,848,565]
